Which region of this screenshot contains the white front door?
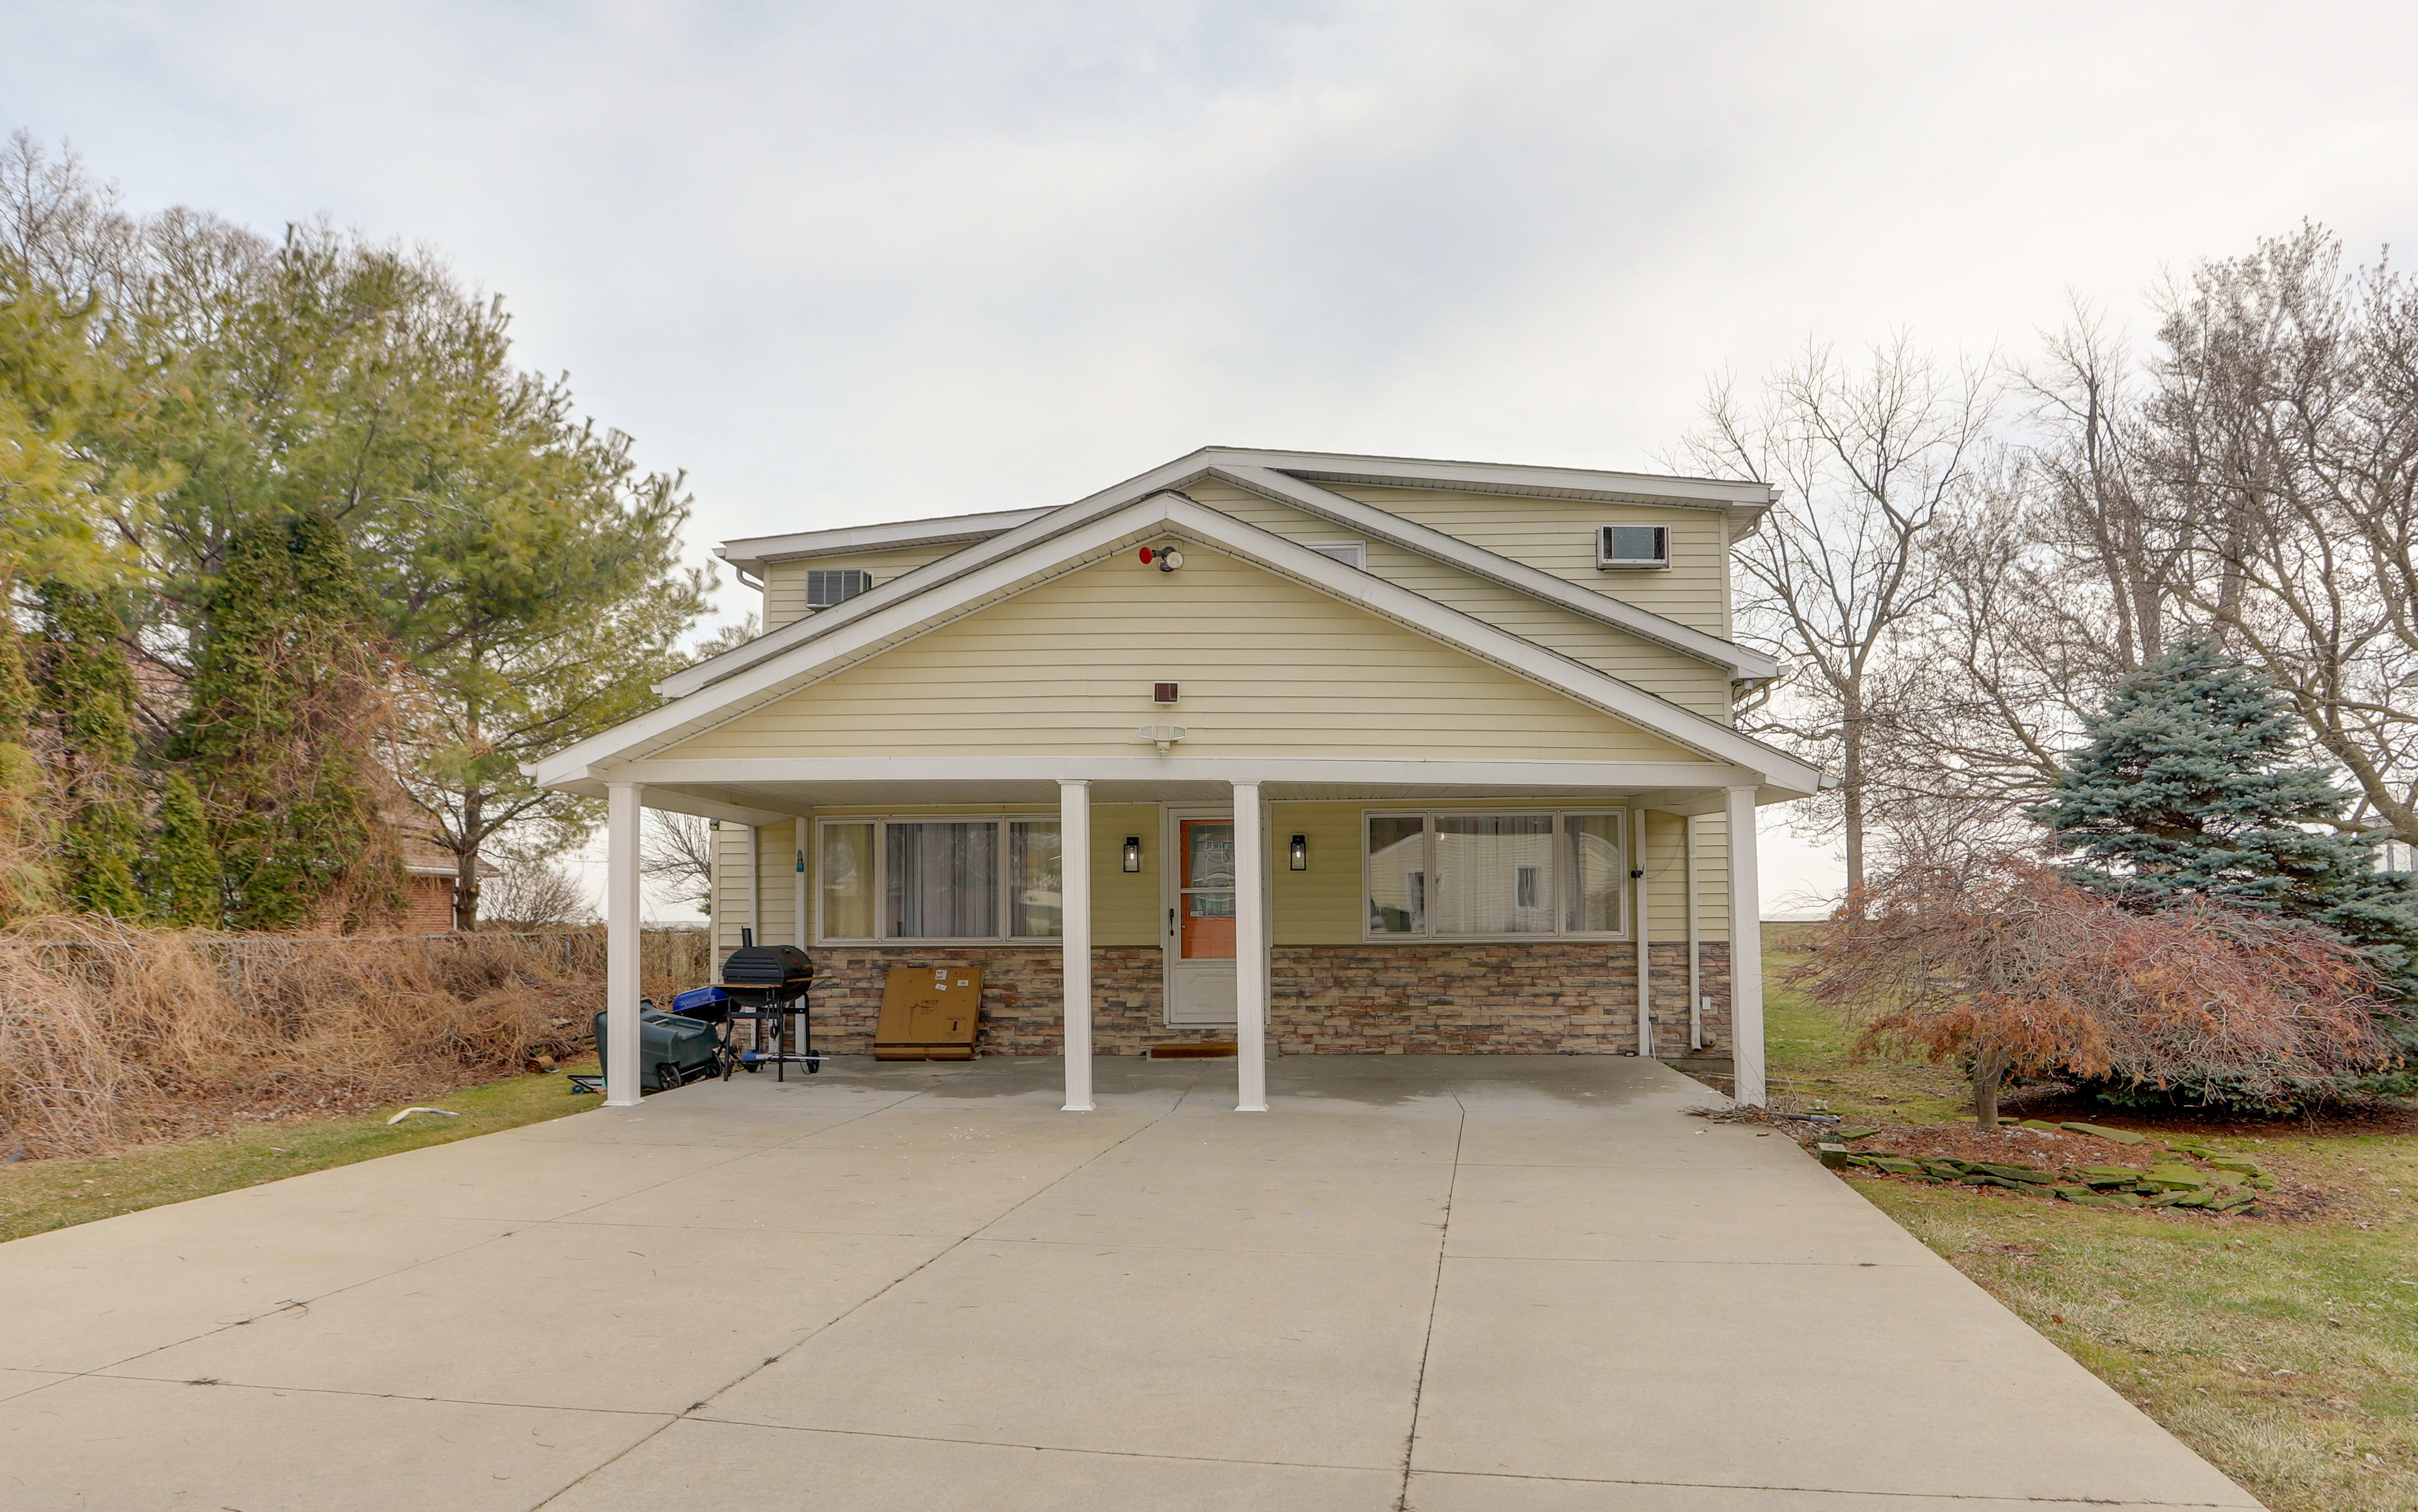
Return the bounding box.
[1163,807,1237,1026]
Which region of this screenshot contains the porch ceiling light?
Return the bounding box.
[1138,724,1188,755]
[1289,833,1308,871]
[1122,836,1142,872]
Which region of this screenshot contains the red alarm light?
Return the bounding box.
[1138,546,1155,565]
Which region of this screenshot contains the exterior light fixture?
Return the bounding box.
[795,849,805,874]
[1289,833,1308,871]
[1122,836,1143,873]
[708,818,721,830]
[1138,724,1188,755]
[1137,544,1184,572]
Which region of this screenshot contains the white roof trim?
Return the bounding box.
[540,491,1820,795]
[674,446,1774,697]
[718,506,1050,575]
[1208,465,1778,681]
[1196,447,1775,511]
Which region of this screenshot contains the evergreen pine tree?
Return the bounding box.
[33,582,144,918]
[0,615,55,920]
[2035,641,2418,1096]
[144,772,221,928]
[178,508,401,931]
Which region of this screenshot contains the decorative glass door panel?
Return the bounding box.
[1179,819,1235,960]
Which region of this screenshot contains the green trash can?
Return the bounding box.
[591,1008,725,1094]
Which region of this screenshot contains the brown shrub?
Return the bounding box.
[1796,860,2397,1123]
[0,917,712,1159]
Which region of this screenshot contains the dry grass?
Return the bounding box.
[0,917,708,1159]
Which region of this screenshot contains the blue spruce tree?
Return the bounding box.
[2034,640,2418,1098]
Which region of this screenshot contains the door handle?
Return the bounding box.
[1168,907,1176,936]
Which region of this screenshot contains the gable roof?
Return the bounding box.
[668,446,1778,700]
[535,488,1820,795]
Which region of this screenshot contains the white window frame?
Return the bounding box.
[805,568,875,607]
[1304,540,1366,569]
[1361,808,1630,942]
[1595,525,1670,571]
[815,814,1064,945]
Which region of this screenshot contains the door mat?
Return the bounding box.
[1149,1042,1238,1059]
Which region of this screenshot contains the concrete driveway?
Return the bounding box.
[0,1055,2256,1510]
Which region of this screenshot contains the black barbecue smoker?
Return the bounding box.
[721,932,819,1077]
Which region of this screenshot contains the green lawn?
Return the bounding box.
[0,1062,603,1244]
[1762,928,2418,1512]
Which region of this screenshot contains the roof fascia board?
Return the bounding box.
[1209,463,1780,681]
[1200,448,1774,509]
[610,756,1763,788]
[717,506,1051,572]
[543,489,1819,794]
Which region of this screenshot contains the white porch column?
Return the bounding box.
[1059,780,1094,1111]
[604,782,645,1107]
[1724,783,1766,1106]
[1633,807,1653,1057]
[1232,780,1269,1112]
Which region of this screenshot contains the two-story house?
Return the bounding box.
[533,448,1823,1110]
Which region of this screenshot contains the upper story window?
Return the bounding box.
[1596,525,1670,571]
[2381,841,2417,875]
[1365,810,1628,940]
[805,569,874,607]
[1306,540,1366,569]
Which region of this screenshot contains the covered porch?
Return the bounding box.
[588,757,1777,1111]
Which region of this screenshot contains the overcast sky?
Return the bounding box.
[9,2,2414,912]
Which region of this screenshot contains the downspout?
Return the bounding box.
[747,824,761,946]
[1685,814,1703,1053]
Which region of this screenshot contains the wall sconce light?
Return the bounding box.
[708,818,721,830]
[1122,836,1143,873]
[1289,833,1308,871]
[795,849,805,875]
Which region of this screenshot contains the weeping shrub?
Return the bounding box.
[1796,858,2400,1122]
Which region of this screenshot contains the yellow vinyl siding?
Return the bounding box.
[1180,481,1733,719]
[1326,485,1732,638]
[1268,802,1365,944]
[674,545,1706,763]
[1692,811,1730,943]
[761,543,972,630]
[707,818,805,954]
[710,824,750,954]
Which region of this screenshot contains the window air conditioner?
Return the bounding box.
[1596,525,1669,571]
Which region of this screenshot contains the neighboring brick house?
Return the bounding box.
[397,831,496,934]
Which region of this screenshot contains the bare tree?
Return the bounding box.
[2140,226,2418,842]
[1677,336,1995,895]
[1882,311,2186,840]
[642,810,716,917]
[480,860,593,927]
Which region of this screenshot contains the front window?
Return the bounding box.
[1365,810,1628,939]
[819,816,1061,942]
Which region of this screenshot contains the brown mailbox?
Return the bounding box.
[871,965,983,1060]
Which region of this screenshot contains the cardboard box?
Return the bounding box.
[871,965,983,1060]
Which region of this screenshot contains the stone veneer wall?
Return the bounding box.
[793,941,1731,1058]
